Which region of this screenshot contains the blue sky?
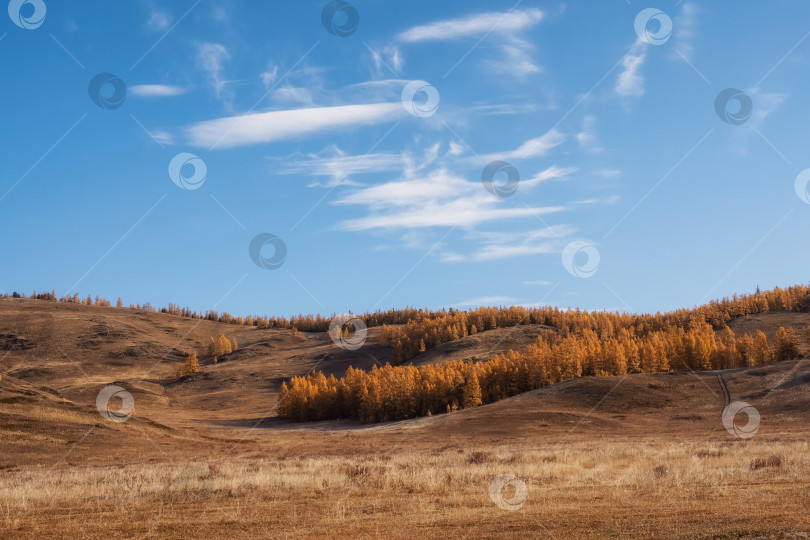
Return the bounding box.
[1,1,809,318]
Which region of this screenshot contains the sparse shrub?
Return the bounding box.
[467,451,491,464]
[344,463,370,479]
[750,454,782,470]
[671,414,703,421]
[653,465,668,479]
[695,449,724,458]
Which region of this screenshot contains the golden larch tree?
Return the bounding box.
[462,372,483,408]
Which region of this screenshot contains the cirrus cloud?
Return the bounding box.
[130,84,187,98]
[186,102,405,149]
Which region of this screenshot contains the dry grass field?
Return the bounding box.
[2,298,810,538]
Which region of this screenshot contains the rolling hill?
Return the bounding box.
[2,296,810,538]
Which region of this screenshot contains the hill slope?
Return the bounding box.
[2,298,810,459]
[4,298,810,538]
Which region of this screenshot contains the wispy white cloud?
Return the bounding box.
[130,84,187,98]
[334,169,564,231]
[271,87,318,107]
[748,88,789,126]
[571,194,620,205]
[338,202,554,230]
[268,66,329,107]
[147,10,172,32]
[593,168,622,179]
[444,227,574,262]
[397,9,543,42]
[448,140,465,156]
[210,6,229,24]
[260,63,278,89]
[279,132,574,190]
[615,41,646,97]
[397,9,545,77]
[523,280,551,286]
[478,129,566,162]
[576,115,602,151]
[474,241,559,260]
[484,36,542,77]
[368,45,403,77]
[196,43,230,99]
[619,5,699,99]
[299,121,577,262]
[277,146,406,187]
[522,165,578,188]
[336,170,471,209]
[671,3,699,61]
[347,79,409,91]
[343,79,411,105]
[186,103,404,148]
[152,130,174,145]
[439,252,466,263]
[275,136,471,187]
[472,103,543,116]
[400,230,441,251]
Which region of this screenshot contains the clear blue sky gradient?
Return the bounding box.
[1,1,809,318]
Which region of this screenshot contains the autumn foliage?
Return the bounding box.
[7,284,810,423]
[177,352,200,378]
[279,285,810,423]
[207,334,238,362]
[377,285,810,364]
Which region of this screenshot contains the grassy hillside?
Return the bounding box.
[2,294,810,537]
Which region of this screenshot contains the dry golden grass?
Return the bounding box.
[2,435,810,538]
